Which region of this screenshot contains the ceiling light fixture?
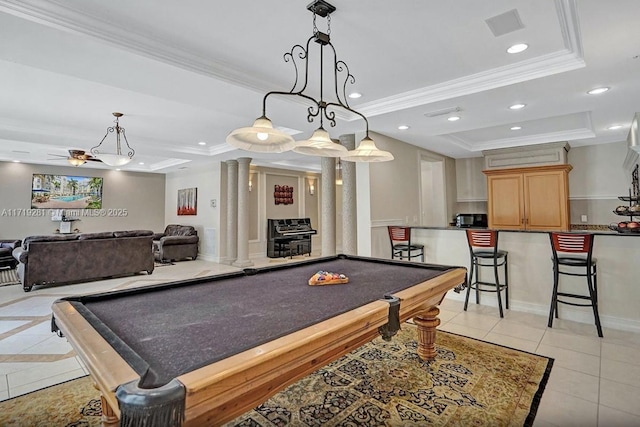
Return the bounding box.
[507,43,528,54]
[67,157,86,167]
[91,112,135,166]
[510,126,522,130]
[587,87,609,95]
[448,116,461,122]
[198,141,207,146]
[348,92,362,99]
[225,0,392,162]
[509,103,526,110]
[398,125,410,130]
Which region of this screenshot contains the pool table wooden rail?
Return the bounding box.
[52,300,138,425]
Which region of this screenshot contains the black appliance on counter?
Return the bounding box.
[455,213,488,228]
[267,218,317,258]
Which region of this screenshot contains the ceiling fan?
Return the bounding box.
[47,149,103,166]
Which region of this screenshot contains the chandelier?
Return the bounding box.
[91,112,135,166]
[226,0,393,162]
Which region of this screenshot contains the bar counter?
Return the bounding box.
[410,226,640,334]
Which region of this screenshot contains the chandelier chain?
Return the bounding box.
[312,12,318,35]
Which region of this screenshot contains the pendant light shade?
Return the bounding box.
[293,127,347,157]
[97,154,134,166]
[341,136,394,162]
[226,116,296,153]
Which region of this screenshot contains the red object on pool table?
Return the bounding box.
[52,254,466,427]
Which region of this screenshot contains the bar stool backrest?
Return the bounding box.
[466,229,497,249]
[550,233,593,257]
[388,226,411,243]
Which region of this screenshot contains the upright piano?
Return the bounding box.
[267,218,317,258]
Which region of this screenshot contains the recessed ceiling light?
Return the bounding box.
[447,116,461,122]
[398,125,410,130]
[12,160,20,163]
[608,125,623,130]
[115,168,121,171]
[507,43,528,54]
[510,126,522,130]
[509,103,526,110]
[348,92,362,99]
[138,162,145,165]
[587,87,609,95]
[198,141,207,146]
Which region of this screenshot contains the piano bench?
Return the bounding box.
[289,240,311,258]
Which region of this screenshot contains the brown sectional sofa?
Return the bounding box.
[12,230,154,292]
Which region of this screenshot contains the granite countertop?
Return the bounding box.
[411,225,640,237]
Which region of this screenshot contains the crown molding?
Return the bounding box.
[0,0,272,91]
[358,49,584,118]
[0,0,584,122]
[356,0,583,118]
[445,128,594,152]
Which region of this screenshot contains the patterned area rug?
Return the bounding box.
[0,325,552,427]
[0,268,19,287]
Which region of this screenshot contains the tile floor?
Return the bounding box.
[1,258,640,426]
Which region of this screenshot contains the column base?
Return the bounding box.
[232,259,254,268]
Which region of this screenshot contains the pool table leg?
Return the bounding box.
[413,306,441,361]
[99,394,119,426]
[90,380,119,427]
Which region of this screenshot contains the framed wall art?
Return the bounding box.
[31,174,103,209]
[177,187,197,215]
[274,185,294,205]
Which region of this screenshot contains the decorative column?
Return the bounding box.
[233,157,254,267]
[340,134,357,255]
[321,157,336,256]
[224,160,238,265]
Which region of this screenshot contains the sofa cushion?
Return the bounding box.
[0,247,11,257]
[164,224,197,237]
[23,234,79,248]
[113,230,154,238]
[77,232,115,240]
[159,235,199,246]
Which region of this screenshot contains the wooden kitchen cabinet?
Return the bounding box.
[484,164,572,231]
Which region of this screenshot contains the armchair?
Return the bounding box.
[153,225,199,262]
[0,239,21,269]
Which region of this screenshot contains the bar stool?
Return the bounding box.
[548,232,603,337]
[464,229,509,317]
[387,226,424,262]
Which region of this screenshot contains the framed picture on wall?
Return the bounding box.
[274,185,294,205]
[177,187,197,215]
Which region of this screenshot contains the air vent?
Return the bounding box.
[424,106,461,118]
[485,9,524,37]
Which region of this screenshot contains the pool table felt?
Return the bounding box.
[70,258,452,387]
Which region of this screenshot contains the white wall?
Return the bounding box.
[568,141,632,225]
[164,163,222,261]
[0,161,165,239]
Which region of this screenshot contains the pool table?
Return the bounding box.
[52,254,466,427]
